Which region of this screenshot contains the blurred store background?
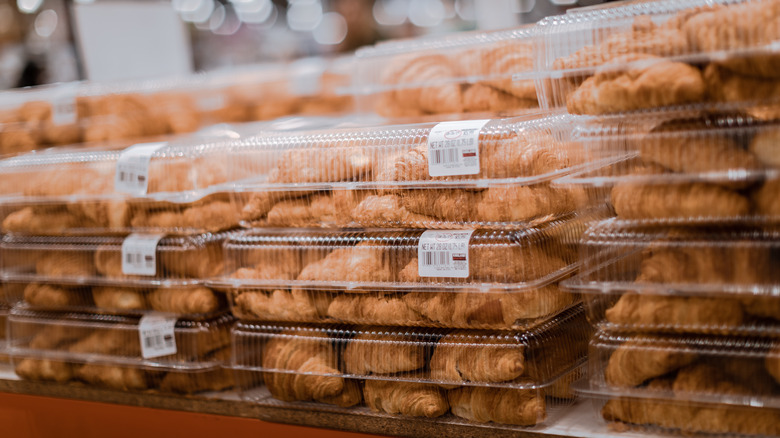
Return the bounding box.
[0,0,618,89]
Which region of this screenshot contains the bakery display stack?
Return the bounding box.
[0,123,255,394]
[534,0,780,435]
[211,25,613,431]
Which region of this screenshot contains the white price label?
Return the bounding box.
[139,314,177,359]
[427,120,490,177]
[121,233,164,276]
[418,230,475,278]
[114,142,167,196]
[50,83,79,126]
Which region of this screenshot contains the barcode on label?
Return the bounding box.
[418,230,475,278]
[139,314,177,359]
[121,233,165,276]
[114,142,167,196]
[431,148,460,165]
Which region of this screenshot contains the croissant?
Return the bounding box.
[448,386,546,426]
[611,182,749,220]
[265,191,363,228]
[326,293,425,326]
[481,40,537,100]
[37,251,96,278]
[753,179,780,218]
[77,363,157,391]
[3,207,88,234]
[159,245,224,279]
[23,283,85,308]
[130,201,237,233]
[94,247,131,279]
[364,379,448,417]
[69,199,132,231]
[234,289,328,322]
[605,293,745,331]
[479,134,565,179]
[462,84,536,113]
[15,358,75,383]
[343,330,426,375]
[351,194,437,228]
[158,348,235,394]
[262,330,359,406]
[605,335,697,387]
[749,129,780,168]
[271,144,373,184]
[430,331,525,387]
[148,286,220,315]
[68,330,140,356]
[382,54,463,115]
[297,241,398,283]
[399,189,479,222]
[92,286,148,310]
[704,63,780,104]
[638,244,771,285]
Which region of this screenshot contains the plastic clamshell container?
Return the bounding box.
[231,306,588,427]
[1,232,230,286]
[0,305,8,364]
[0,137,249,235]
[534,0,780,115]
[352,25,539,118]
[231,113,605,230]
[212,209,608,329]
[563,218,780,334]
[7,308,234,394]
[579,329,780,436]
[558,107,780,224]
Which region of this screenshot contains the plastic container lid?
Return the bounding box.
[558,108,780,224]
[534,0,780,115]
[353,25,538,117]
[1,232,231,286]
[231,113,603,230]
[563,218,780,334]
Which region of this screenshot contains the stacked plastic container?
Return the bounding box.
[211,26,615,427]
[538,0,780,435]
[0,128,247,394]
[0,57,353,156]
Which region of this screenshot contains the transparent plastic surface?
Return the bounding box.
[231,114,604,230]
[213,210,607,329]
[231,307,588,427]
[580,329,780,436]
[353,26,538,118]
[7,307,233,368]
[0,136,250,235]
[535,0,780,115]
[563,218,780,334]
[0,60,354,155]
[4,281,227,317]
[559,107,780,224]
[1,232,230,285]
[0,305,8,364]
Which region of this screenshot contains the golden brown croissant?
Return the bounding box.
[605,293,745,331]
[158,347,235,394]
[399,190,479,222]
[611,182,750,220]
[37,251,96,278]
[462,84,537,113]
[262,330,359,406]
[130,201,237,233]
[23,283,85,308]
[270,143,373,185]
[234,289,328,322]
[430,331,525,386]
[566,56,706,115]
[68,199,132,231]
[15,358,75,383]
[364,379,448,417]
[343,330,426,375]
[94,247,130,279]
[265,191,362,228]
[148,286,220,315]
[297,241,398,283]
[326,293,425,326]
[68,330,140,356]
[638,244,771,285]
[351,194,438,228]
[28,325,89,350]
[638,133,761,178]
[77,363,157,391]
[3,207,88,234]
[481,40,537,100]
[159,244,224,279]
[381,54,464,115]
[749,129,780,168]
[92,287,149,311]
[448,386,546,426]
[605,335,697,387]
[704,63,780,103]
[753,179,780,218]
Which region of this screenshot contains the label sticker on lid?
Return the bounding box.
[50,83,79,126]
[121,233,165,276]
[139,313,177,359]
[418,230,475,278]
[427,119,490,177]
[114,141,168,196]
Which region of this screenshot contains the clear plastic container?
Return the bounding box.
[230,114,604,230]
[7,305,234,371]
[534,0,780,115]
[558,107,780,224]
[231,306,588,427]
[1,232,230,286]
[0,305,8,364]
[563,219,780,334]
[579,329,780,436]
[212,210,607,329]
[0,134,251,235]
[0,59,354,155]
[353,26,538,118]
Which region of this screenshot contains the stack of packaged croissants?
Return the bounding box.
[1,0,779,435]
